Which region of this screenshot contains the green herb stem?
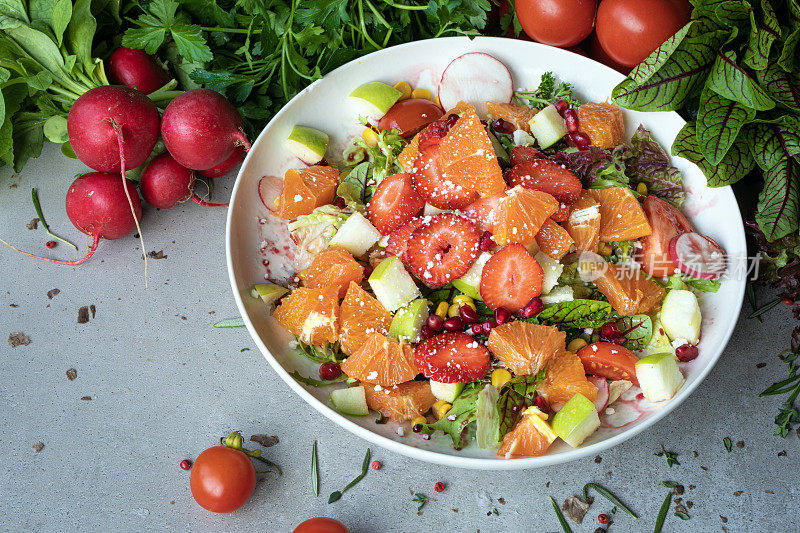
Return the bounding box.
[654,492,672,533]
[328,449,370,503]
[747,297,783,319]
[311,440,319,497]
[213,317,245,327]
[582,483,638,519]
[550,497,572,533]
[31,189,78,251]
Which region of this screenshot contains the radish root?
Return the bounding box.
[192,195,229,207]
[0,234,100,265]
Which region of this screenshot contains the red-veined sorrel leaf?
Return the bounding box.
[691,1,749,28]
[755,157,800,241]
[629,21,694,84]
[616,314,653,351]
[672,122,755,187]
[742,0,781,71]
[779,26,800,72]
[756,63,800,112]
[537,299,614,329]
[745,117,800,171]
[708,50,776,110]
[696,87,755,164]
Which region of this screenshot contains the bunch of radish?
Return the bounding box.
[1,48,250,274]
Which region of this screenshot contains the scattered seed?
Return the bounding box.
[9,303,18,308]
[692,451,698,458]
[688,485,696,490]
[80,396,92,401]
[765,490,774,494]
[46,288,60,299]
[66,368,77,381]
[250,435,279,447]
[32,442,44,452]
[736,441,744,449]
[77,306,90,324]
[756,362,766,368]
[594,455,602,463]
[90,304,96,318]
[26,218,39,230]
[434,482,445,493]
[8,332,30,347]
[371,460,381,470]
[686,501,693,508]
[497,497,506,505]
[45,240,56,248]
[733,491,743,496]
[148,250,167,259]
[179,459,192,470]
[720,516,728,523]
[777,450,787,456]
[673,484,684,496]
[675,504,687,514]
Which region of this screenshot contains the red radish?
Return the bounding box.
[668,232,726,279]
[0,173,141,265]
[106,47,172,95]
[198,147,246,178]
[67,85,161,173]
[588,375,610,412]
[139,153,228,209]
[160,89,251,170]
[438,52,513,117]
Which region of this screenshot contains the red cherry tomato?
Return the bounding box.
[588,33,631,75]
[378,99,444,137]
[637,195,693,278]
[596,0,691,67]
[189,446,256,513]
[577,341,639,385]
[515,0,598,47]
[293,517,350,533]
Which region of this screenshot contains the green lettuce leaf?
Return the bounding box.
[426,381,484,448]
[475,384,500,449]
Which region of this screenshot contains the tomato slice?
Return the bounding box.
[577,341,639,386]
[637,195,693,277]
[378,98,443,137]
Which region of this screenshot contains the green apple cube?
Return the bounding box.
[541,285,574,305]
[250,282,288,307]
[641,314,676,357]
[528,104,568,149]
[660,289,701,344]
[388,298,429,342]
[452,252,492,300]
[635,352,685,402]
[535,252,564,295]
[330,385,369,416]
[368,256,422,312]
[430,380,466,403]
[349,81,402,119]
[329,211,381,257]
[552,393,600,448]
[285,125,329,164]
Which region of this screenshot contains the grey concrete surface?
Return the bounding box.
[1,143,799,533]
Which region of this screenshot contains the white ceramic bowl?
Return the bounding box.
[226,37,746,469]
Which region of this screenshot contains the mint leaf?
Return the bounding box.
[742,0,781,71]
[537,299,614,329]
[673,122,755,187]
[707,50,775,110]
[696,87,755,164]
[755,157,800,241]
[616,315,653,350]
[629,21,694,84]
[755,63,800,112]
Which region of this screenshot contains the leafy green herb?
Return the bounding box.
[328,448,370,504]
[213,317,245,327]
[30,188,77,250]
[654,492,672,533]
[492,508,499,516]
[296,340,341,364]
[655,444,680,467]
[724,437,733,452]
[426,381,485,448]
[497,372,546,440]
[674,511,691,520]
[582,483,638,519]
[662,481,679,488]
[514,71,580,109]
[664,273,721,293]
[412,493,435,512]
[289,370,352,388]
[537,299,615,329]
[311,440,319,497]
[550,496,572,533]
[747,296,782,319]
[760,329,800,437]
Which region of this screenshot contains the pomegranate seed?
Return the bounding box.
[459,305,479,324]
[783,298,795,305]
[318,158,329,166]
[609,337,626,345]
[420,324,434,340]
[563,109,579,133]
[494,307,511,326]
[535,395,549,412]
[479,231,493,252]
[598,513,610,524]
[471,322,486,335]
[567,131,591,150]
[675,343,699,362]
[319,361,342,380]
[553,100,569,116]
[519,297,543,318]
[434,481,445,492]
[443,113,459,131]
[179,459,192,470]
[444,316,464,331]
[481,320,495,334]
[45,240,57,249]
[412,423,424,433]
[491,117,515,135]
[600,322,620,339]
[427,314,444,332]
[371,460,382,470]
[333,196,346,208]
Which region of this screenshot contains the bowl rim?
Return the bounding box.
[226,36,746,469]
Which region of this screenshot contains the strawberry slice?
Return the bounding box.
[551,203,571,223]
[460,189,506,233]
[415,332,491,383]
[405,212,480,285]
[411,144,479,209]
[367,172,425,235]
[507,159,582,204]
[385,216,427,258]
[510,146,544,166]
[480,243,544,311]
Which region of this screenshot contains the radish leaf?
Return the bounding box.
[746,117,800,171]
[537,299,614,329]
[742,0,781,71]
[629,21,693,84]
[616,315,653,350]
[756,63,800,112]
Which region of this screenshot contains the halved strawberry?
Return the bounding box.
[480,243,544,311]
[415,332,491,383]
[510,146,544,166]
[551,203,571,223]
[507,159,582,204]
[405,212,480,285]
[385,216,427,258]
[638,195,693,277]
[460,189,506,233]
[411,144,479,209]
[367,172,425,235]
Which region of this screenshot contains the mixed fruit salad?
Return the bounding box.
[251,52,727,458]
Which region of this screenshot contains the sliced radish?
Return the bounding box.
[438,52,513,118]
[258,175,283,212]
[588,375,609,412]
[602,401,644,428]
[668,232,726,279]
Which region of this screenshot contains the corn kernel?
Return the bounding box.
[297,269,308,281]
[447,303,461,318]
[411,415,427,426]
[435,302,449,319]
[394,81,412,101]
[362,127,378,146]
[435,95,441,107]
[434,400,452,419]
[567,338,588,352]
[491,368,512,388]
[636,182,648,195]
[599,243,613,256]
[452,295,476,310]
[411,88,433,101]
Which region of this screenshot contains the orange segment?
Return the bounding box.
[439,111,505,198]
[535,218,575,259]
[273,286,339,346]
[493,186,559,246]
[538,350,598,405]
[497,407,557,458]
[273,165,338,220]
[593,262,666,316]
[397,102,478,173]
[588,187,652,242]
[340,332,418,387]
[576,102,625,149]
[339,282,393,356]
[363,380,437,421]
[488,322,565,376]
[563,191,600,253]
[486,102,538,133]
[302,247,364,299]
